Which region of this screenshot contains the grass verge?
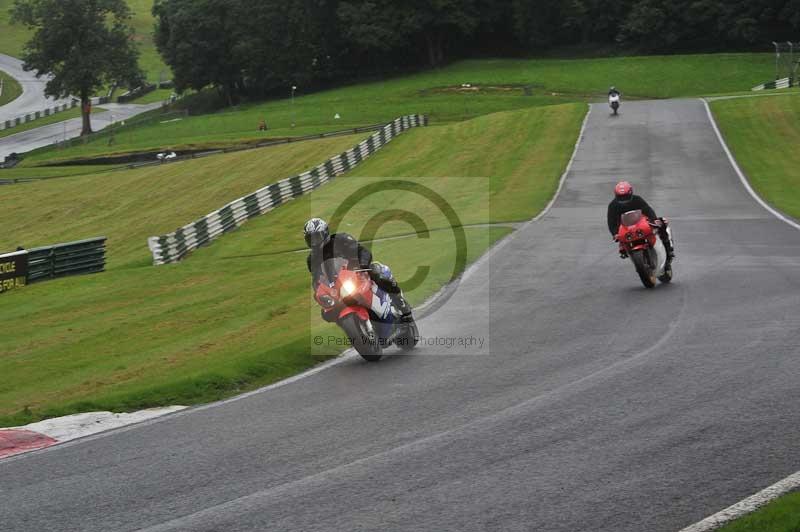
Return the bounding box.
[0,68,22,106]
[711,93,800,220]
[20,53,773,166]
[1,133,368,266]
[716,490,800,532]
[0,103,585,426]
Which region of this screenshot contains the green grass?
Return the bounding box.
[126,0,169,83]
[711,93,800,220]
[1,134,369,266]
[0,103,584,426]
[0,0,168,82]
[0,164,118,183]
[716,491,800,532]
[19,53,774,167]
[0,0,30,57]
[0,67,21,106]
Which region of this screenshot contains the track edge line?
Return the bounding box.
[678,470,800,532]
[701,98,800,232]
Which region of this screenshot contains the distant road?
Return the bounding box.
[0,53,72,123]
[0,102,163,161]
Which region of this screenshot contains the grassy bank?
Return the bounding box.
[21,53,773,166]
[717,491,800,532]
[711,93,800,220]
[0,0,168,82]
[0,103,585,426]
[0,68,21,106]
[1,134,368,266]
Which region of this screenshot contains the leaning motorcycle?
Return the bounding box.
[615,210,673,288]
[609,93,621,115]
[314,257,419,361]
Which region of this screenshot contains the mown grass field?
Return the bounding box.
[0,0,168,82]
[1,134,368,265]
[711,93,800,220]
[19,53,774,166]
[0,103,585,426]
[0,67,21,106]
[717,491,800,532]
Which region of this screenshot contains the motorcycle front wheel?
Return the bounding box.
[397,319,420,352]
[340,313,383,362]
[630,249,656,288]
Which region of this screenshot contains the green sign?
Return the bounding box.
[0,250,28,294]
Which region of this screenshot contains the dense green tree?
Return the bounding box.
[153,0,243,105]
[620,0,799,52]
[150,0,800,104]
[11,0,143,135]
[232,0,332,94]
[338,0,480,66]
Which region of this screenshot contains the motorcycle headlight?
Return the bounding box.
[637,230,644,237]
[626,233,633,241]
[319,295,336,308]
[340,280,356,298]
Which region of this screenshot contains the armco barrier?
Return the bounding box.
[0,99,79,132]
[26,237,107,283]
[752,77,794,91]
[148,115,427,265]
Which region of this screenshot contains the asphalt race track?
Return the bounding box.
[2,100,799,532]
[0,102,163,161]
[0,53,72,123]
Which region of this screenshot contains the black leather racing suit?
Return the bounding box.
[307,233,372,289]
[607,195,674,258]
[607,195,657,236]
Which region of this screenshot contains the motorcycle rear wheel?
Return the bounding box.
[630,249,656,288]
[340,314,383,362]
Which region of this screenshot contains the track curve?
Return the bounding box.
[1,99,799,532]
[0,53,72,123]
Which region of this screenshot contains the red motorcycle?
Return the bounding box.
[616,210,673,288]
[315,258,419,361]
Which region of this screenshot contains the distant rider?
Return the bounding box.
[607,181,675,260]
[608,86,621,98]
[304,218,414,322]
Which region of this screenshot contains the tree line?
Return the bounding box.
[153,0,800,101]
[9,0,799,136]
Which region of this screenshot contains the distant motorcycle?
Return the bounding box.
[609,93,621,115]
[314,257,419,361]
[615,210,673,288]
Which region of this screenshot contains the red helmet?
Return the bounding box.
[614,181,633,201]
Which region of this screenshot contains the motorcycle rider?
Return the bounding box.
[607,181,675,260]
[304,218,414,322]
[608,86,621,98]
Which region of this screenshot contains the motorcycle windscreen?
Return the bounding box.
[620,209,643,227]
[321,257,350,285]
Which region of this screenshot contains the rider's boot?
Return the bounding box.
[658,220,675,260]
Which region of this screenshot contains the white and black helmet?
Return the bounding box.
[304,218,330,248]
